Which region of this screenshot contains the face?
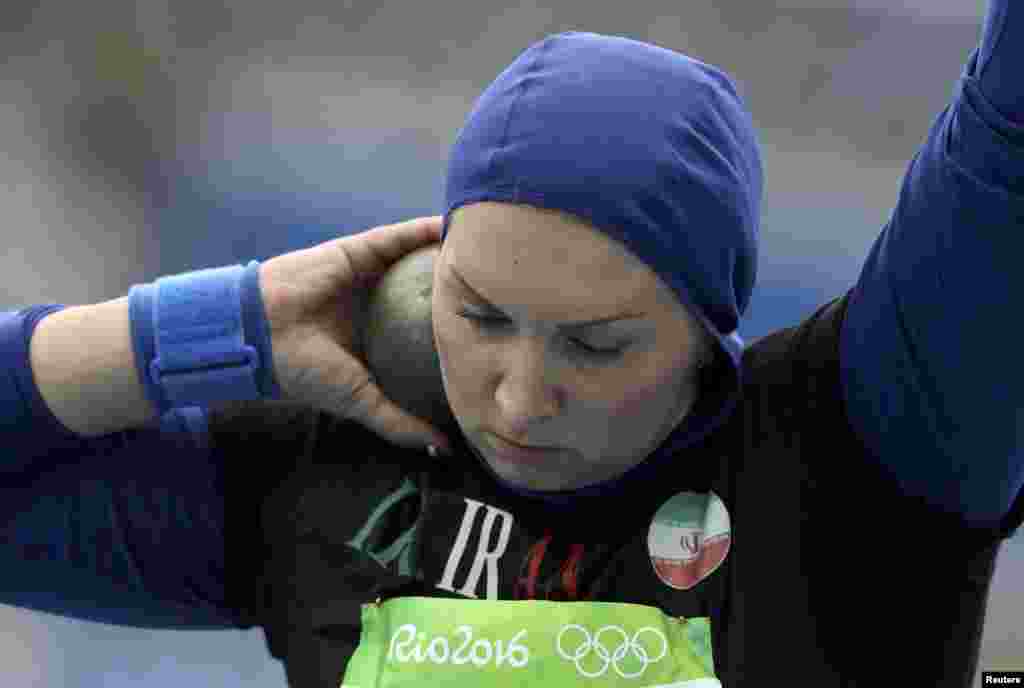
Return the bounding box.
[431,201,712,491]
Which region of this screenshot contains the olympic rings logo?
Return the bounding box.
[555,624,668,679]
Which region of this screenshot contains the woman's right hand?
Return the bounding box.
[257,216,452,455]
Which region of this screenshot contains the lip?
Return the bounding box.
[487,432,563,465]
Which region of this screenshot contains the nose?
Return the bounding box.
[493,345,565,436]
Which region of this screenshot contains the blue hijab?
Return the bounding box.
[440,32,762,507]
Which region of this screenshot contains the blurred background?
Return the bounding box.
[1,0,1018,685]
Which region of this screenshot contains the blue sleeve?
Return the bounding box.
[839,0,1024,530]
[0,307,249,629]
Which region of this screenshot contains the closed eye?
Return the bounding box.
[456,310,625,359]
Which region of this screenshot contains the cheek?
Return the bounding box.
[603,352,689,418]
[606,376,669,417]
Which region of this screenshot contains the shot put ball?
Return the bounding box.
[361,243,457,435]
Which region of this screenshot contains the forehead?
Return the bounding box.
[442,201,709,347]
[444,202,652,287]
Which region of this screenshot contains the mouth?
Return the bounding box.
[493,432,559,451]
[487,432,564,466]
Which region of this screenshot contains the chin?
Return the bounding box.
[490,460,580,491]
[498,471,566,492]
[469,442,565,491]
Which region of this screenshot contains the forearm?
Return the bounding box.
[29,296,157,437]
[26,260,279,438]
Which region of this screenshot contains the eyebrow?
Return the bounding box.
[446,264,647,330]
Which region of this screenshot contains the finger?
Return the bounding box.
[350,377,452,455]
[343,215,444,279]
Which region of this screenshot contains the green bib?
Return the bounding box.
[340,597,720,687]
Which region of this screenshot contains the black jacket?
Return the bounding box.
[212,291,1024,687]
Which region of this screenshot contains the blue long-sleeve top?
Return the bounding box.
[1,0,1022,631]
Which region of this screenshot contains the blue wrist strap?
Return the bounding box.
[128,260,282,416]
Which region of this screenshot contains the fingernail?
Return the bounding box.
[428,440,452,457]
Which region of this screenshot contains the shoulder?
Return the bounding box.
[207,399,392,459]
[741,289,851,381]
[207,398,434,481]
[733,290,852,437]
[731,291,1016,547]
[207,399,432,539]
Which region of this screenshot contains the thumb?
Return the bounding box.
[349,376,453,455]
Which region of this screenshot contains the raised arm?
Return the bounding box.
[840,0,1024,530]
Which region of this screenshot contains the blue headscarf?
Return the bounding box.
[440,31,763,507]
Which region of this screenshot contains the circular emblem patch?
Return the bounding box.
[647,491,731,591]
